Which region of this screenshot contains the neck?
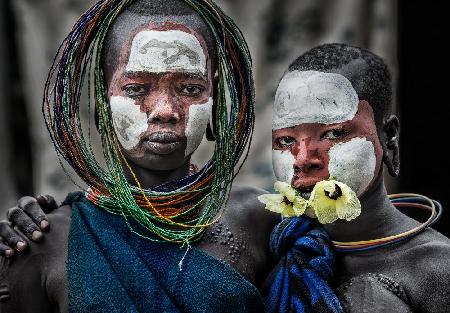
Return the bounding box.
[123,159,191,190]
[323,176,414,242]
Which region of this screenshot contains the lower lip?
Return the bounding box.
[293,177,325,186]
[142,141,183,155]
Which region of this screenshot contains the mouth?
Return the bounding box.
[296,186,314,200]
[140,131,185,155]
[292,176,326,200]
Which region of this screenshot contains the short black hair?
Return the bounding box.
[101,0,216,84]
[288,43,392,127]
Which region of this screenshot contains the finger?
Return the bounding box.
[6,206,43,242]
[0,220,27,252]
[19,196,50,232]
[36,194,58,214]
[0,242,14,258]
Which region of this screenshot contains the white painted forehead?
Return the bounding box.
[272,70,359,130]
[126,29,207,75]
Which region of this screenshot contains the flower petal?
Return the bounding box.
[258,193,294,216]
[334,181,361,221]
[292,197,308,215]
[280,204,297,217]
[314,206,339,224]
[274,181,297,202]
[274,181,290,193]
[258,193,284,206]
[308,181,339,224]
[322,180,338,194]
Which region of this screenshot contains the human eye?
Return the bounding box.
[178,84,205,97]
[122,84,148,98]
[321,128,348,140]
[275,136,296,148]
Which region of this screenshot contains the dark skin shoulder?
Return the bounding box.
[336,227,450,312]
[0,187,279,312]
[196,185,280,286]
[400,229,450,312]
[0,205,71,313]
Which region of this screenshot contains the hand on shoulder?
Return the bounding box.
[0,195,58,258]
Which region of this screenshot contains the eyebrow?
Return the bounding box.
[124,71,208,82]
[183,72,208,82]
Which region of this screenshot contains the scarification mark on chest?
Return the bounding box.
[203,222,248,270]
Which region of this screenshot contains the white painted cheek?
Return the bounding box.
[184,97,213,156]
[272,150,295,184]
[126,30,207,75]
[272,70,359,130]
[110,96,148,150]
[327,137,377,195]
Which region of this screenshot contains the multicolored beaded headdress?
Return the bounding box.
[43,0,254,244]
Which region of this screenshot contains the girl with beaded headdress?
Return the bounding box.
[0,0,344,312]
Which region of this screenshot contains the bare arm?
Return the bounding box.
[406,238,450,313]
[0,241,53,312]
[0,205,70,313]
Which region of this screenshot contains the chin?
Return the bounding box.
[123,146,190,171]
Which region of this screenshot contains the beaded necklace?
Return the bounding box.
[43,0,255,245]
[333,193,443,252]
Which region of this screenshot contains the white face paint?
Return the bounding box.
[272,150,295,183]
[126,30,207,75]
[328,137,376,195]
[184,97,213,156]
[111,30,212,155]
[273,70,359,130]
[110,96,148,150]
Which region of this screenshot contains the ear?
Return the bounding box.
[380,115,400,177]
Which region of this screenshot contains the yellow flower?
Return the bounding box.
[258,181,308,217]
[258,180,360,224]
[308,180,361,224]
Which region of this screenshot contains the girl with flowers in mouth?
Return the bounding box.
[260,43,450,313]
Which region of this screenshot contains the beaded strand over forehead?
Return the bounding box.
[43,0,255,244]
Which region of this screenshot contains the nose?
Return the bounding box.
[293,138,324,173]
[146,91,181,125]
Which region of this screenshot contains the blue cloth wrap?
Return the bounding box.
[65,192,265,313]
[263,217,343,313]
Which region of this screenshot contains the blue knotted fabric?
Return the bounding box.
[263,217,343,313]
